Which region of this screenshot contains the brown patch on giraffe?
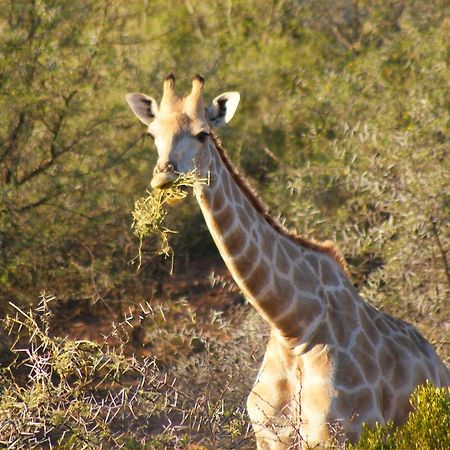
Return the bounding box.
[211,133,349,273]
[335,388,373,424]
[410,364,428,387]
[354,331,375,355]
[386,339,411,389]
[284,239,300,260]
[409,327,430,354]
[339,289,358,315]
[276,298,323,338]
[335,351,365,387]
[225,226,246,256]
[358,305,380,347]
[244,260,270,297]
[326,298,358,348]
[379,380,394,419]
[342,277,357,294]
[374,316,391,335]
[320,258,341,286]
[237,205,252,230]
[354,388,375,416]
[212,188,226,211]
[214,205,234,232]
[273,275,295,304]
[221,172,232,199]
[383,314,404,333]
[235,242,259,279]
[334,391,354,420]
[230,178,244,205]
[391,394,413,426]
[258,290,290,321]
[275,244,290,274]
[325,291,359,348]
[261,230,277,260]
[293,261,319,292]
[330,320,354,348]
[395,334,417,356]
[305,252,320,274]
[352,335,379,383]
[378,346,395,376]
[352,348,380,383]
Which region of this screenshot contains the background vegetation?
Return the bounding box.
[1,0,449,448]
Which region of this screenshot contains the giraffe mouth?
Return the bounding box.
[151,172,178,189]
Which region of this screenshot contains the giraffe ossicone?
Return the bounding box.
[126,75,450,449]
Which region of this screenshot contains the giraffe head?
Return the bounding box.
[126,74,240,189]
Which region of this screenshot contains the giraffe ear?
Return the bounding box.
[206,92,240,128]
[125,93,159,125]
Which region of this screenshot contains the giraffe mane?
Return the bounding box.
[211,133,349,273]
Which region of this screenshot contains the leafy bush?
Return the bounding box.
[352,383,450,450]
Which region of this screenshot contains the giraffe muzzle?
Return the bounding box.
[151,172,178,189]
[151,162,178,189]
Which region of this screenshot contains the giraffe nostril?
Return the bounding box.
[155,161,176,174]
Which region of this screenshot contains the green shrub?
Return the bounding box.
[352,383,450,450]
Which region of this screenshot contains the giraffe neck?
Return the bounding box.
[193,137,332,341]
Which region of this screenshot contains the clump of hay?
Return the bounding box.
[131,171,206,269]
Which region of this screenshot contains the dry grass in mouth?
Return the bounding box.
[131,171,206,269]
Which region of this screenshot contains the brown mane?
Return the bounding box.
[211,133,349,273]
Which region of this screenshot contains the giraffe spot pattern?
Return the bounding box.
[335,351,366,388]
[225,226,246,257]
[353,388,375,419]
[326,292,359,348]
[335,351,364,388]
[237,205,252,230]
[352,343,379,383]
[245,260,270,297]
[305,252,320,274]
[258,289,288,321]
[212,188,226,211]
[231,179,244,205]
[235,242,259,279]
[284,239,301,261]
[261,231,277,260]
[358,305,381,347]
[214,204,234,232]
[275,244,290,275]
[293,261,319,292]
[320,258,341,286]
[273,275,295,306]
[221,174,232,199]
[276,299,323,339]
[378,380,394,419]
[339,289,358,315]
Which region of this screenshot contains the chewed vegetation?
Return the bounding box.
[0,0,449,448]
[131,171,205,267]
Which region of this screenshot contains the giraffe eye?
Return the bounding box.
[195,131,210,143]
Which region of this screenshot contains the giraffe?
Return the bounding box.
[126,74,450,449]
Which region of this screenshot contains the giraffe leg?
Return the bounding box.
[247,336,297,450]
